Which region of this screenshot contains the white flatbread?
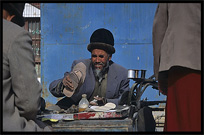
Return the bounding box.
[104,103,116,108]
[90,103,116,112]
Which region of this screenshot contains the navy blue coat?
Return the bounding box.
[49,59,130,105]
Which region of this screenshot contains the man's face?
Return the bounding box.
[3,9,15,21]
[91,49,111,70]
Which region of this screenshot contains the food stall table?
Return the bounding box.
[38,106,136,132]
[51,118,135,132]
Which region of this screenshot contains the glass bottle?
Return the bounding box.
[78,94,89,112]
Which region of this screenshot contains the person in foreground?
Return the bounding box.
[152,3,201,132]
[3,3,52,131]
[49,28,130,109]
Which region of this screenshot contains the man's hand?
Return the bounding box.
[62,75,74,91]
[158,71,168,95]
[158,81,168,95]
[62,62,86,97]
[62,72,80,97]
[90,96,107,106]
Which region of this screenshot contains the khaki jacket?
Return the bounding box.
[152,3,201,80]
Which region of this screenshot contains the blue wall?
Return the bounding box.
[41,3,166,106]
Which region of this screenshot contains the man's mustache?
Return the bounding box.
[94,62,105,66]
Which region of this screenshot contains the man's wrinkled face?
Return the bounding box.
[91,49,111,70]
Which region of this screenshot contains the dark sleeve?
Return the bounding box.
[49,72,69,97]
[106,65,130,106]
[107,78,130,106]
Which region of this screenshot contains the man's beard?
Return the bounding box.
[93,60,109,82]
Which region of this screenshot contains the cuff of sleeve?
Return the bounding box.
[56,81,65,95]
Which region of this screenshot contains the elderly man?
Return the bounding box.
[49,28,130,109]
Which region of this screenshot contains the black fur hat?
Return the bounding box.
[87,28,115,54]
[3,3,25,27]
